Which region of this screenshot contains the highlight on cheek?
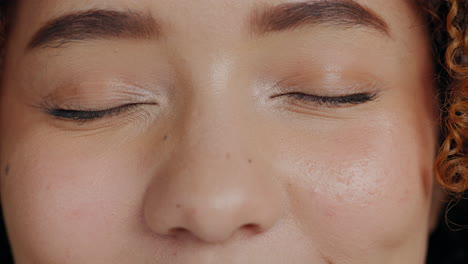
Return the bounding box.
[0,0,465,263]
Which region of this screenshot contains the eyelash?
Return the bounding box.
[280,92,378,107]
[47,92,376,122]
[48,104,140,121]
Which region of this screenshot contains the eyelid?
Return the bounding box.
[42,79,162,109]
[286,92,377,105]
[47,103,148,121]
[270,72,383,96]
[271,92,378,108]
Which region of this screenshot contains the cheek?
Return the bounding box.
[274,114,435,257]
[1,131,144,262]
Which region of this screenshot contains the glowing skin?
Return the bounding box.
[0,0,441,263]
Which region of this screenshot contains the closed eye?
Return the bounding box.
[47,103,144,121]
[273,92,378,107]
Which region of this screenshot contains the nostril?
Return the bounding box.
[241,223,262,235]
[168,227,189,237]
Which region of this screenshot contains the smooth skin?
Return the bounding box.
[0,0,441,263]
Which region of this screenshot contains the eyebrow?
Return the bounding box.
[250,0,390,37]
[27,0,389,51]
[27,9,159,50]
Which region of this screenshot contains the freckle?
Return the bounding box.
[319,252,334,264]
[4,164,10,176]
[226,153,230,159]
[325,208,336,218]
[248,159,252,164]
[189,208,197,216]
[176,204,182,209]
[163,135,168,141]
[71,209,82,218]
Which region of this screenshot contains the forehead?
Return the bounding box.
[6,0,431,89]
[8,0,430,78]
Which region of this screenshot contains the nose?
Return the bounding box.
[143,134,284,244]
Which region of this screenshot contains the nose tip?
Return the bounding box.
[143,172,283,244]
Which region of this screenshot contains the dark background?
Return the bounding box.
[427,196,468,264]
[0,199,467,263]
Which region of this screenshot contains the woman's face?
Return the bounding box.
[0,0,440,263]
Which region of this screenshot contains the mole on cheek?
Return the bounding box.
[3,164,10,176]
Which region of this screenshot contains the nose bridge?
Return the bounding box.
[180,52,248,156]
[172,45,252,182]
[142,59,284,243]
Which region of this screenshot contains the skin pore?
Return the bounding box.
[0,0,442,263]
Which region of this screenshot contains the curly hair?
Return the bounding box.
[0,1,465,194]
[421,0,468,195]
[0,1,466,264]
